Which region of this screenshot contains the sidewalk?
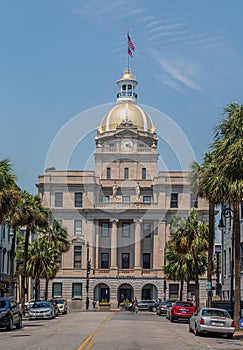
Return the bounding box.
[234,331,243,340]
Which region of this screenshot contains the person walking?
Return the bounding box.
[133,297,138,313]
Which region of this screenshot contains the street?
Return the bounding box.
[0,311,243,350]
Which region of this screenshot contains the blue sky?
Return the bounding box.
[1,0,243,194]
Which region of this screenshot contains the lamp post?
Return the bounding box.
[218,207,234,303]
[5,219,15,298]
[86,242,91,310]
[215,244,221,297]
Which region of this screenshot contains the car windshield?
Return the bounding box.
[32,302,50,308]
[0,300,9,309]
[202,309,230,317]
[55,299,64,304]
[176,302,193,307]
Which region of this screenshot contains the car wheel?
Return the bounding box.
[6,318,13,331]
[227,334,233,339]
[152,306,156,312]
[16,316,22,329]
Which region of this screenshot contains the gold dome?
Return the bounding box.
[120,70,136,81]
[100,102,153,133]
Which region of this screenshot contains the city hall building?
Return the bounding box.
[37,66,209,309]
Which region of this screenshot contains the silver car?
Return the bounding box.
[189,307,235,338]
[28,301,55,320]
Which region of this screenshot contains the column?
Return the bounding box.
[110,218,118,269]
[134,219,142,271]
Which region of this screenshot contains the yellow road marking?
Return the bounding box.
[77,313,115,350]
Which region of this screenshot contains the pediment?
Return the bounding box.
[71,236,85,245]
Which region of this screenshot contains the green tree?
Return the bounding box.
[41,220,70,299]
[16,191,48,313]
[26,237,58,301]
[211,102,243,331]
[166,209,208,308]
[188,152,218,307]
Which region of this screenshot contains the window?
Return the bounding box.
[190,194,198,208]
[241,243,243,271]
[52,283,62,297]
[241,201,243,219]
[143,196,151,203]
[170,193,178,208]
[143,253,150,269]
[74,220,82,235]
[75,192,83,207]
[124,168,129,180]
[101,253,109,268]
[122,196,130,203]
[101,222,109,237]
[106,167,111,179]
[122,253,130,268]
[72,283,82,299]
[143,223,151,238]
[122,222,130,237]
[142,168,146,180]
[54,254,62,268]
[55,192,63,207]
[74,246,82,269]
[101,196,109,202]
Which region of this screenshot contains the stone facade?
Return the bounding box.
[37,68,210,309]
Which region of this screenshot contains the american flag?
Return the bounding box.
[127,34,135,51]
[128,47,133,57]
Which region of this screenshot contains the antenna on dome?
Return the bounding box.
[126,31,135,72]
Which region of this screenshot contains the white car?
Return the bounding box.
[28,301,55,320]
[189,307,235,338]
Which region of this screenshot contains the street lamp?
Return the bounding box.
[86,242,91,310]
[218,207,234,303]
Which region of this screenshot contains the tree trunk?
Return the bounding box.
[207,201,215,308]
[233,201,241,331]
[180,279,184,300]
[20,226,30,314]
[45,278,49,300]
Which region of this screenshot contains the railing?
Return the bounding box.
[95,202,158,209]
[117,92,137,98]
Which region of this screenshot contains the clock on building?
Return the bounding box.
[121,139,133,152]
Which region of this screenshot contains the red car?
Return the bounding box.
[168,301,195,322]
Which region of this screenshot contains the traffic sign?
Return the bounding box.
[206,281,211,291]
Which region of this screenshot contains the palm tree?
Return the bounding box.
[41,220,70,299]
[26,237,58,301]
[211,102,243,331]
[16,191,48,313]
[167,209,208,308]
[188,153,218,307]
[0,159,17,224]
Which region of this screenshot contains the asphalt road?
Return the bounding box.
[0,311,243,350]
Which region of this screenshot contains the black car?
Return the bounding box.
[0,298,22,331]
[156,301,173,316]
[126,300,155,311]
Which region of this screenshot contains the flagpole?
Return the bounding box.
[126,31,129,72]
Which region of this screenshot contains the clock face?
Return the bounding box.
[121,139,133,151]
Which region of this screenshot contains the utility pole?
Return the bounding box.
[86,242,91,310]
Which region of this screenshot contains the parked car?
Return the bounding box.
[48,299,59,317]
[156,301,173,316]
[24,297,45,311]
[49,298,67,315]
[126,300,155,311]
[167,300,195,322]
[28,301,55,320]
[0,298,22,331]
[189,307,235,338]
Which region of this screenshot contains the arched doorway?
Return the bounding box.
[142,284,158,300]
[118,283,133,304]
[94,283,110,303]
